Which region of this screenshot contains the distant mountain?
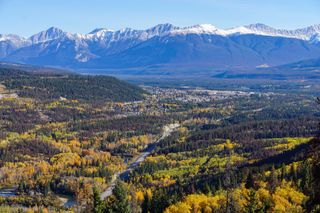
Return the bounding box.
[277,57,320,69]
[29,27,67,44]
[0,61,71,74]
[244,23,320,42]
[212,56,320,80]
[0,34,30,58]
[0,23,320,73]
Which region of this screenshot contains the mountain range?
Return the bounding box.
[1,23,320,73]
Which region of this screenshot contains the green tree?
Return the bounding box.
[269,165,278,192]
[44,182,51,196]
[290,164,298,183]
[245,190,260,213]
[142,191,151,213]
[150,189,171,213]
[107,180,132,213]
[280,163,286,181]
[245,171,255,189]
[204,182,212,195]
[301,163,313,193]
[93,186,104,213]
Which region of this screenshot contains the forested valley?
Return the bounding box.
[0,68,319,212]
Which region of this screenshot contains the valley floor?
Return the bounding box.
[0,68,319,212]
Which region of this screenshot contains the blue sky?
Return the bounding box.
[0,0,319,37]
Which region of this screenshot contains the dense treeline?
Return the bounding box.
[124,96,320,213]
[195,117,318,140]
[0,98,44,134]
[131,139,320,213]
[71,115,173,135]
[0,68,146,102]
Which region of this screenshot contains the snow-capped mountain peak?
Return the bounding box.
[195,24,218,31]
[245,23,275,32]
[171,24,220,35]
[0,23,319,66]
[147,23,178,34]
[29,27,66,43]
[0,34,26,42]
[5,23,319,46]
[89,28,115,35]
[86,28,115,40]
[310,24,320,32]
[241,23,320,40]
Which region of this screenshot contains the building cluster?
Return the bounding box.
[145,87,256,103]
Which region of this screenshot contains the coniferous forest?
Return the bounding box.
[0,67,319,212]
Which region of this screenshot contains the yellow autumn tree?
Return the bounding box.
[164,193,226,213]
[164,202,191,213]
[271,181,308,212]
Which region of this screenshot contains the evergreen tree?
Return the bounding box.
[107,180,132,213]
[226,191,240,213]
[204,182,212,195]
[245,171,255,189]
[217,178,222,191]
[269,165,278,192]
[142,191,151,213]
[93,186,104,213]
[245,190,260,213]
[301,163,313,193]
[290,164,298,183]
[44,182,51,196]
[280,163,286,181]
[151,189,171,213]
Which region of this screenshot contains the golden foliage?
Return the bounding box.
[165,182,308,213]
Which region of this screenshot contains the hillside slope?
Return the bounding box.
[0,67,146,102]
